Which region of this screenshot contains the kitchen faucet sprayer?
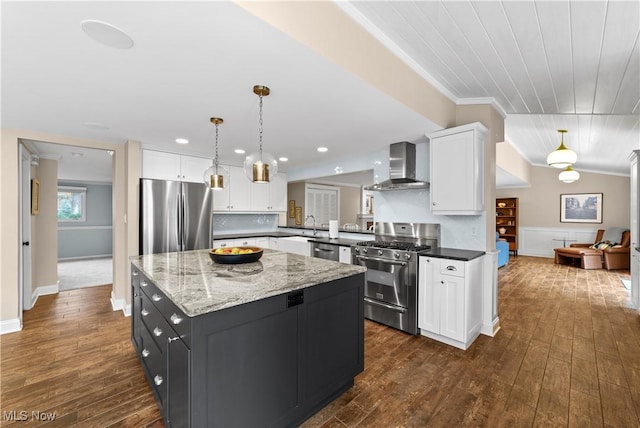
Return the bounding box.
[305,215,317,236]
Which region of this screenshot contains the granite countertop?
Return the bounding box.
[306,237,367,247]
[422,248,485,261]
[130,249,366,317]
[213,231,300,240]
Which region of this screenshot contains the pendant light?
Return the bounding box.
[559,165,580,183]
[547,129,577,168]
[244,85,278,183]
[203,117,229,190]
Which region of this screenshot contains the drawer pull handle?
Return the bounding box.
[141,349,150,358]
[141,281,148,287]
[170,313,183,325]
[154,375,163,386]
[153,327,163,337]
[152,294,162,302]
[446,266,457,271]
[141,309,149,317]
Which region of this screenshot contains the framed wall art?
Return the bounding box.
[295,206,303,225]
[31,178,40,215]
[288,200,296,218]
[560,193,603,223]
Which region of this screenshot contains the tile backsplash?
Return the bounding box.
[212,213,279,235]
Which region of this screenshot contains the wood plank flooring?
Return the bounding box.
[2,256,639,427]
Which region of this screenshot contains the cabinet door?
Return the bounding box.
[269,237,280,251]
[142,150,182,181]
[429,124,485,214]
[180,156,212,183]
[250,182,270,211]
[212,239,235,248]
[438,273,465,342]
[212,173,231,212]
[339,247,351,264]
[235,238,256,247]
[418,257,438,333]
[255,237,270,249]
[268,173,288,211]
[229,166,252,211]
[167,337,190,428]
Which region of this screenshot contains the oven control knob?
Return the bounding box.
[378,249,383,256]
[394,252,400,259]
[404,253,411,260]
[362,248,368,254]
[354,247,359,254]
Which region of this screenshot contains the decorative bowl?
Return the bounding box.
[498,227,507,235]
[209,247,263,264]
[497,202,507,208]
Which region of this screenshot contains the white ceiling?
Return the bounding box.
[3,1,639,186]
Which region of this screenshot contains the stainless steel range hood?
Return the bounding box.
[364,141,429,191]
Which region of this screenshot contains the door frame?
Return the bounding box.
[19,144,32,319]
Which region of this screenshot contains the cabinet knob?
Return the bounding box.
[141,281,148,287]
[170,313,183,325]
[152,294,162,302]
[141,349,150,358]
[441,281,445,285]
[132,271,139,277]
[141,309,149,317]
[153,327,163,337]
[154,375,163,386]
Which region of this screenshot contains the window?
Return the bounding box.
[305,184,339,226]
[57,186,86,222]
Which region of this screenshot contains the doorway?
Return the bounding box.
[19,144,33,317]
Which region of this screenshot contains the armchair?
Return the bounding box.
[554,228,630,270]
[496,232,509,268]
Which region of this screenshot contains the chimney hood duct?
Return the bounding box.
[364,142,429,191]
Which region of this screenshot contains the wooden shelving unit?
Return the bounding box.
[496,197,518,255]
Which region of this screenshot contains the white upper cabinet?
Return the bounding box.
[428,122,487,215]
[213,165,286,213]
[142,150,212,183]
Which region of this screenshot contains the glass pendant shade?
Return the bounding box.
[547,129,577,168]
[559,166,580,183]
[244,151,278,183]
[244,84,277,183]
[203,163,229,190]
[203,117,228,189]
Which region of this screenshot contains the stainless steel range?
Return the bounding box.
[352,222,440,335]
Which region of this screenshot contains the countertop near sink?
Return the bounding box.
[422,248,485,261]
[212,231,300,240]
[306,237,366,247]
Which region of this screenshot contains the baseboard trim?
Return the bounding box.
[0,318,22,335]
[481,317,501,337]
[31,284,59,308]
[110,291,131,317]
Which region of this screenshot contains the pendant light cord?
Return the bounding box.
[258,93,264,157]
[214,122,220,171]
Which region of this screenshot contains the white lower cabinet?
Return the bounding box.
[418,256,483,350]
[339,246,352,264]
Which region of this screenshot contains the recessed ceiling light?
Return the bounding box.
[278,157,288,162]
[82,121,110,130]
[81,20,134,49]
[71,152,84,157]
[317,147,328,153]
[234,149,246,154]
[175,138,189,145]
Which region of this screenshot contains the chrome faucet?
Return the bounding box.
[305,215,317,236]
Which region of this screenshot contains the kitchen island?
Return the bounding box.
[130,248,366,428]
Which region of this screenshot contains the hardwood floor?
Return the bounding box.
[1,256,638,427]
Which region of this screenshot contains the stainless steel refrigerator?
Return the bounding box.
[140,178,212,255]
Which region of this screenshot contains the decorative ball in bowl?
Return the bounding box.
[209,247,263,264]
[497,202,507,208]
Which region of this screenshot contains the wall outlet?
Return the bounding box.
[471,226,477,236]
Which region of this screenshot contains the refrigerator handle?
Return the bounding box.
[181,193,186,251]
[177,193,183,251]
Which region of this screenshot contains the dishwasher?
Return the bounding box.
[309,241,340,261]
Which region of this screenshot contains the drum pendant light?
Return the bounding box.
[203,117,229,189]
[244,85,278,183]
[559,165,580,183]
[547,129,577,168]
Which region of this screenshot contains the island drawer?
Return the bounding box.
[163,298,191,348]
[141,293,175,353]
[140,324,167,409]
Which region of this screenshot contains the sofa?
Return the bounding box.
[497,233,509,268]
[554,228,630,270]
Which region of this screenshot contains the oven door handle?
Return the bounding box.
[354,255,408,266]
[364,297,408,313]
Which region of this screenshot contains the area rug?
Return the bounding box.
[58,258,113,292]
[621,279,632,290]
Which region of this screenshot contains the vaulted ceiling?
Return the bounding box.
[3,1,639,185]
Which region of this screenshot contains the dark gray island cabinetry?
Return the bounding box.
[130,249,366,428]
